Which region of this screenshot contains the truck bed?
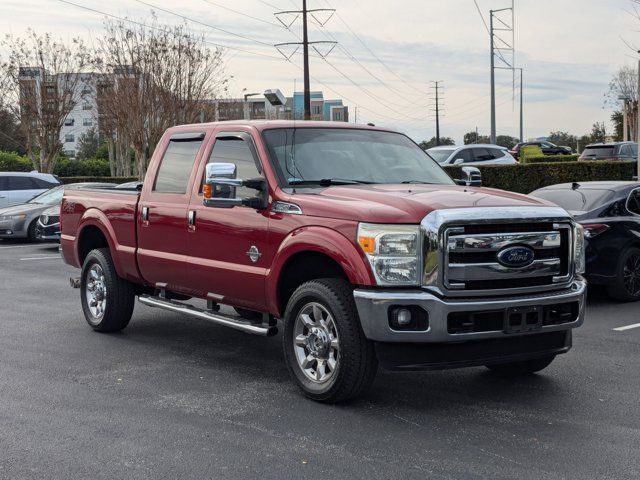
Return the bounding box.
[60,187,142,284]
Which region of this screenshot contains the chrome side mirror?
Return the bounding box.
[203,162,267,209]
[458,166,482,187]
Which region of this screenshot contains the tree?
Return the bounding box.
[76,128,100,160]
[0,30,91,173]
[463,131,490,145]
[93,15,229,178]
[0,107,26,154]
[591,122,607,143]
[495,135,519,149]
[611,111,623,142]
[548,131,578,148]
[418,137,454,150]
[605,66,637,141]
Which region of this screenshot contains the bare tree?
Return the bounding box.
[93,15,229,179]
[606,66,638,140]
[0,30,90,173]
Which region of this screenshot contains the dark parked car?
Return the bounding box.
[530,181,640,301]
[578,142,637,162]
[510,141,573,159]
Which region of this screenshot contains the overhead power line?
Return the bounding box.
[57,0,282,59]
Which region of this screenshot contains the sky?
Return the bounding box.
[1,0,638,144]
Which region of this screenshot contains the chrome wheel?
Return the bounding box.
[293,302,340,384]
[85,264,107,322]
[623,253,640,297]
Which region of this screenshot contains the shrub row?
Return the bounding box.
[520,154,579,164]
[59,176,139,185]
[0,151,32,172]
[0,152,113,176]
[443,161,636,194]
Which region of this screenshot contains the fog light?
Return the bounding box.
[396,308,412,326]
[6,230,12,235]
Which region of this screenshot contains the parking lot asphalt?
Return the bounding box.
[0,240,638,480]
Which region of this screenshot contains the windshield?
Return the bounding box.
[581,146,615,157]
[28,186,64,205]
[262,128,454,187]
[426,148,456,164]
[531,188,615,213]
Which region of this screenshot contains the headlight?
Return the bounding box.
[0,214,26,221]
[574,223,585,275]
[357,223,421,285]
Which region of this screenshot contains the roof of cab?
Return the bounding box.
[166,120,395,133]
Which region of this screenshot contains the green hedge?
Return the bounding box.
[444,161,635,194]
[59,176,139,185]
[520,154,579,164]
[0,152,32,172]
[54,158,111,177]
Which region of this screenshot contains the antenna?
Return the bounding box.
[292,78,297,194]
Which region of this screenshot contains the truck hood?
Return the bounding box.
[286,184,556,223]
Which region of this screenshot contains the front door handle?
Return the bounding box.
[141,206,149,223]
[188,210,196,229]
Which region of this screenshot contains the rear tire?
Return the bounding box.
[283,278,378,403]
[80,248,135,332]
[607,247,640,302]
[486,355,555,375]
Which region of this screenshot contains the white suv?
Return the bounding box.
[427,144,518,166]
[0,172,61,208]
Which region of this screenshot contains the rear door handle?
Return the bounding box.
[188,210,196,229]
[141,206,149,222]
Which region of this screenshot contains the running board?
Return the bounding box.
[137,295,277,337]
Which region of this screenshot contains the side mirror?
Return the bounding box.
[203,162,267,209]
[457,166,482,187]
[453,158,465,165]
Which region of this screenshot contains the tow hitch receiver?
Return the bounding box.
[70,277,81,289]
[505,305,543,334]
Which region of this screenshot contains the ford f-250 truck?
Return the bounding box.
[61,121,586,403]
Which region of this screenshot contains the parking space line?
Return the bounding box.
[0,243,56,249]
[613,323,640,332]
[19,255,61,261]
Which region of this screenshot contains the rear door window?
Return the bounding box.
[471,148,495,161]
[154,138,204,194]
[6,176,36,191]
[627,189,640,216]
[582,146,615,157]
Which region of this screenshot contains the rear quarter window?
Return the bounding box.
[154,138,204,194]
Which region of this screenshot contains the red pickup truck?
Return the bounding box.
[61,121,586,403]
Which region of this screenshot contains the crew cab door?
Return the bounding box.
[137,131,206,292]
[184,129,271,311]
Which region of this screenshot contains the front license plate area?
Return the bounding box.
[504,305,543,334]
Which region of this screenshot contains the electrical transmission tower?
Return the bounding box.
[274,1,336,120]
[488,2,514,143]
[429,81,444,145]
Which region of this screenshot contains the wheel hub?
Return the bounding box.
[306,327,330,357]
[85,264,107,321]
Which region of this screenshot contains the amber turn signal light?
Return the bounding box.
[203,184,212,199]
[358,236,376,254]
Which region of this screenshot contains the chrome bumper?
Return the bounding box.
[353,278,586,343]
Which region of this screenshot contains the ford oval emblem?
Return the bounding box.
[496,246,535,268]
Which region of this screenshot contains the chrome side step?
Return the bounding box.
[137,295,277,337]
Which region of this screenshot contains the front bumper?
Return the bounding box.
[353,278,586,343]
[35,221,61,241]
[0,219,27,238]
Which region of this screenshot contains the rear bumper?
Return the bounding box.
[353,278,586,343]
[375,330,571,370]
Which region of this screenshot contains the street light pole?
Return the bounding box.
[489,10,496,144]
[302,0,311,120]
[637,52,640,179]
[516,68,523,142]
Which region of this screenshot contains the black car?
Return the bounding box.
[578,142,637,162]
[510,141,573,159]
[530,181,640,301]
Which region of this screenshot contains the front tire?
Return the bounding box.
[283,278,378,403]
[486,355,555,375]
[27,219,39,243]
[81,248,135,332]
[607,247,640,302]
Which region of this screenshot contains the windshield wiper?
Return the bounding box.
[289,178,376,186]
[401,180,434,184]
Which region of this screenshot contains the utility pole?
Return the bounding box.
[302,0,311,120]
[515,68,523,142]
[429,81,444,145]
[637,51,640,179]
[490,11,496,144]
[275,4,336,121]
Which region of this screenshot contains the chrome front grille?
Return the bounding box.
[443,223,573,292]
